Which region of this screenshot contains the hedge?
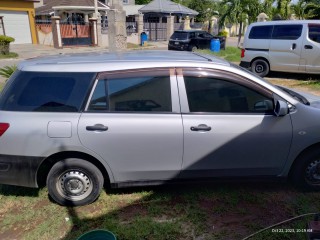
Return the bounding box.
[0,35,15,55]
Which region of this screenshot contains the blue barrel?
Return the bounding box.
[141,32,148,46]
[210,38,220,52]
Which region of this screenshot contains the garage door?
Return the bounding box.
[0,10,32,44]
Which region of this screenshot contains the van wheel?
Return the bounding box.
[47,158,104,206]
[251,59,269,77]
[290,149,320,191]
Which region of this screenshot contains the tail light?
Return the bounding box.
[241,49,245,58]
[0,123,9,137]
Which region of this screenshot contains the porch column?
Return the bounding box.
[84,14,89,23]
[167,15,174,41]
[51,16,62,49]
[135,13,144,44]
[89,18,98,46]
[184,16,191,30]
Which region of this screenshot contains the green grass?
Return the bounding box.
[197,46,241,62]
[1,183,319,240]
[0,82,4,91]
[0,52,18,59]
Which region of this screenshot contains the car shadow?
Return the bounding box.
[61,180,297,240]
[0,184,40,197]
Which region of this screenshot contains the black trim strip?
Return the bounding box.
[245,48,269,52]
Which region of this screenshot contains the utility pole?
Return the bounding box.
[94,0,98,18]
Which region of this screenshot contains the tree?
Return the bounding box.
[187,0,215,22]
[219,0,262,45]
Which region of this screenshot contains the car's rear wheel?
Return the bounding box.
[290,149,320,191]
[47,158,104,206]
[251,59,269,77]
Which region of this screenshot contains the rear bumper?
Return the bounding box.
[0,154,43,188]
[168,43,189,51]
[240,61,251,69]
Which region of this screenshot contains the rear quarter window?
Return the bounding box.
[249,26,273,39]
[0,71,95,112]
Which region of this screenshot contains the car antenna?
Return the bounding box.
[192,52,213,62]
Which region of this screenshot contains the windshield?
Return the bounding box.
[171,32,188,40]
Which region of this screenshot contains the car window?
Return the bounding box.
[171,32,188,40]
[184,76,274,114]
[189,32,195,38]
[0,71,94,112]
[88,71,172,112]
[249,26,273,39]
[308,24,320,43]
[272,24,302,40]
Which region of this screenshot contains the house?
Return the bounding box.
[0,0,39,44]
[36,0,109,23]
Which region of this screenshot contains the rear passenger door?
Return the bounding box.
[269,24,303,72]
[78,68,183,183]
[301,24,320,73]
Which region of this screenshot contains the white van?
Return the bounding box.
[240,20,320,77]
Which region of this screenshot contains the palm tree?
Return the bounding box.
[274,0,291,19]
[219,0,262,45]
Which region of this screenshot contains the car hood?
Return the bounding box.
[282,86,320,109]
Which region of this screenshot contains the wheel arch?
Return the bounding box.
[250,57,270,69]
[288,142,320,178]
[36,151,113,188]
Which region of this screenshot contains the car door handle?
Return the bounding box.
[190,124,211,132]
[291,43,296,50]
[305,45,313,49]
[86,124,108,131]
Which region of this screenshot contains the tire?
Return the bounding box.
[47,158,104,206]
[251,59,270,77]
[290,149,320,191]
[189,45,198,52]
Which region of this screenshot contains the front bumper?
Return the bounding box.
[0,154,44,188]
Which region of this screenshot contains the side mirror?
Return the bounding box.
[274,100,289,117]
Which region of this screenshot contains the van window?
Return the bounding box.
[0,71,94,112]
[272,25,302,40]
[249,26,273,39]
[309,25,320,43]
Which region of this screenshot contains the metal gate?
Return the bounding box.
[60,22,92,46]
[144,16,167,41]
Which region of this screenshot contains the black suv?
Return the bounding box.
[168,30,226,51]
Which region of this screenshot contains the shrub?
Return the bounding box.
[218,30,228,38]
[0,65,17,81]
[0,35,15,55]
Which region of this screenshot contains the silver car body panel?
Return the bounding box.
[0,50,320,188]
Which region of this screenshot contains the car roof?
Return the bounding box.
[249,20,320,27]
[174,30,204,33]
[18,50,230,72]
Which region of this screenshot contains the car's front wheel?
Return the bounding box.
[291,149,320,191]
[251,59,270,77]
[47,158,104,206]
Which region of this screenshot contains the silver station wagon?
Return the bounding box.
[1,51,320,206]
